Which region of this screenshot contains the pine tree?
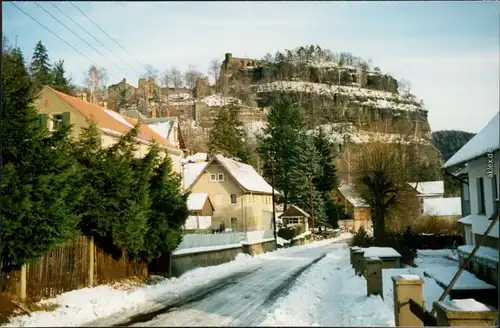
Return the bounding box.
[1,47,79,268]
[208,105,251,163]
[312,127,339,194]
[144,153,189,260]
[258,98,305,209]
[51,59,74,95]
[73,123,148,258]
[29,40,52,94]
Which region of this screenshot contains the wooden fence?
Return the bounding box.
[1,235,149,302]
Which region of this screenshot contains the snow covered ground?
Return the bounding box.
[2,235,351,327]
[6,241,475,328]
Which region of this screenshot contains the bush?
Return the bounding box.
[278,225,305,241]
[350,227,374,247]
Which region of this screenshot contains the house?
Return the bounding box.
[408,180,445,213]
[181,152,277,232]
[280,205,310,231]
[419,197,462,233]
[444,111,499,287]
[143,116,185,150]
[184,193,214,230]
[35,87,184,173]
[334,184,371,232]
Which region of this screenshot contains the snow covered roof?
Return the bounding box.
[145,120,174,141]
[280,205,311,218]
[214,154,276,194]
[183,152,209,163]
[181,153,277,195]
[408,181,444,196]
[423,197,461,216]
[458,215,472,225]
[444,111,499,168]
[338,184,369,208]
[363,247,402,258]
[182,161,209,189]
[187,193,210,211]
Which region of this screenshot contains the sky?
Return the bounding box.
[3,1,499,133]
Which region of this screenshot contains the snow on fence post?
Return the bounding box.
[392,275,425,327]
[433,299,498,327]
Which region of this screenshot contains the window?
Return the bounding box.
[492,174,498,211]
[52,114,64,131]
[210,174,217,182]
[231,218,238,231]
[217,173,224,181]
[230,194,237,204]
[288,217,300,224]
[477,177,486,214]
[462,182,470,201]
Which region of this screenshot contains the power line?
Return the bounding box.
[33,2,132,79]
[9,1,120,81]
[49,1,143,77]
[69,1,150,75]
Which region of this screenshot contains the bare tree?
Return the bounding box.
[352,136,424,244]
[208,59,221,89]
[184,65,202,90]
[169,66,183,90]
[143,64,159,82]
[84,65,108,103]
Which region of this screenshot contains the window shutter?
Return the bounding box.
[37,114,48,130]
[61,112,71,126]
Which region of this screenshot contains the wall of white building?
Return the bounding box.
[468,150,499,238]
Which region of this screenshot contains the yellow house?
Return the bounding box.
[34,86,184,172]
[182,153,276,232]
[334,184,372,232]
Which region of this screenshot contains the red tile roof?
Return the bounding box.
[46,87,178,150]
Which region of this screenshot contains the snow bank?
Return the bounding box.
[255,81,421,112]
[261,247,395,326]
[291,231,312,241]
[172,243,243,255]
[2,253,259,328]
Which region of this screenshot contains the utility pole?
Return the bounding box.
[271,159,277,244]
[309,177,315,234]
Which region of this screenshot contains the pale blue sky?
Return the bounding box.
[3,1,499,133]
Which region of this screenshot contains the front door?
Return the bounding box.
[231,218,238,232]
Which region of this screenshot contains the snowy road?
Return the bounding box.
[106,241,347,327]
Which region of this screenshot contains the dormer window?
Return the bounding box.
[210,173,225,182]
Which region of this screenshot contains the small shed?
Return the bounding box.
[280,205,310,231]
[187,193,214,216]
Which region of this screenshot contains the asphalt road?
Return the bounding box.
[89,239,350,327]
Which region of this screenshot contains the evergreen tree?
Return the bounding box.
[208,105,251,164]
[1,47,79,268]
[73,123,148,258]
[29,41,52,94]
[51,59,74,95]
[312,127,339,194]
[144,153,189,260]
[258,98,305,209]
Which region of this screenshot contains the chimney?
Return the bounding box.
[151,103,157,118]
